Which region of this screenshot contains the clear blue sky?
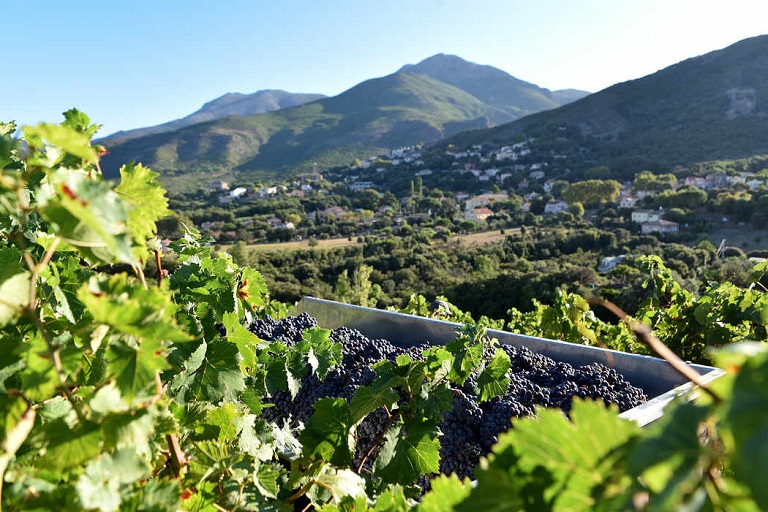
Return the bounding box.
[3,0,767,136]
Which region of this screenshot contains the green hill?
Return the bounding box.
[447,34,768,175]
[103,90,327,142]
[100,55,588,187]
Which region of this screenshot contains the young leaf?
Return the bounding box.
[114,162,170,260]
[475,348,511,403]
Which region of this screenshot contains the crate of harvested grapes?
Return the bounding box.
[289,296,724,427]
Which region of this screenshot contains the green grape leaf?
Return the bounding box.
[79,275,192,343]
[108,337,168,403]
[39,171,134,264]
[299,327,341,379]
[114,162,170,260]
[101,408,157,451]
[23,123,98,163]
[725,350,768,508]
[221,312,258,373]
[197,338,246,402]
[0,247,31,328]
[200,402,239,442]
[314,467,367,504]
[446,336,484,385]
[122,479,181,512]
[373,419,440,485]
[301,398,354,466]
[237,267,268,311]
[350,385,398,425]
[483,398,641,511]
[75,449,150,512]
[417,473,472,512]
[37,419,101,473]
[476,348,511,403]
[19,332,61,402]
[627,399,711,507]
[253,461,283,499]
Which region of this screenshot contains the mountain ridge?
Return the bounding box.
[100,54,589,183]
[103,89,327,142]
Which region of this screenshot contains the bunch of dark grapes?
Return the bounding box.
[247,314,648,484]
[438,389,484,479]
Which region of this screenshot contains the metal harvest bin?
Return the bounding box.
[291,297,725,427]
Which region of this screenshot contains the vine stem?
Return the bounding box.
[286,463,328,504]
[588,298,722,404]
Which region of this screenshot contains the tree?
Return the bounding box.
[562,179,621,206]
[570,201,585,218]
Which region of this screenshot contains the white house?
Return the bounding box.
[631,209,663,223]
[641,220,679,235]
[598,255,626,273]
[464,193,508,211]
[544,200,569,214]
[464,207,494,221]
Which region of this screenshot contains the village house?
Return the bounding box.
[464,193,509,211]
[544,200,569,215]
[685,176,707,188]
[641,220,679,235]
[631,209,663,223]
[598,255,626,273]
[464,207,494,222]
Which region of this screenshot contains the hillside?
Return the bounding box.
[447,34,768,175]
[100,55,588,185]
[102,90,327,142]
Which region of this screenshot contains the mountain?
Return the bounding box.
[398,53,589,119]
[103,90,327,141]
[446,35,768,175]
[100,55,589,185]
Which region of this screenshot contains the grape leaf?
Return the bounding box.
[313,467,367,505]
[300,398,354,466]
[479,398,641,511]
[108,337,168,403]
[417,473,472,512]
[39,170,134,264]
[75,449,150,512]
[253,461,282,499]
[237,267,268,311]
[627,399,711,509]
[221,311,258,373]
[725,349,768,509]
[37,419,101,473]
[200,402,239,442]
[114,162,170,260]
[197,338,246,402]
[349,386,398,425]
[23,123,98,164]
[298,327,341,379]
[101,408,157,451]
[0,247,31,328]
[79,275,192,343]
[476,348,510,403]
[373,419,440,485]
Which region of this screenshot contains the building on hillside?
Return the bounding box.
[641,220,679,235]
[464,193,508,211]
[544,200,569,215]
[631,209,663,224]
[209,180,229,191]
[685,176,707,188]
[598,255,626,273]
[464,207,494,222]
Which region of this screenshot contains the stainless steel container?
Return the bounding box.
[291,297,725,426]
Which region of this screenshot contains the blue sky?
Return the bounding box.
[3,0,767,136]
